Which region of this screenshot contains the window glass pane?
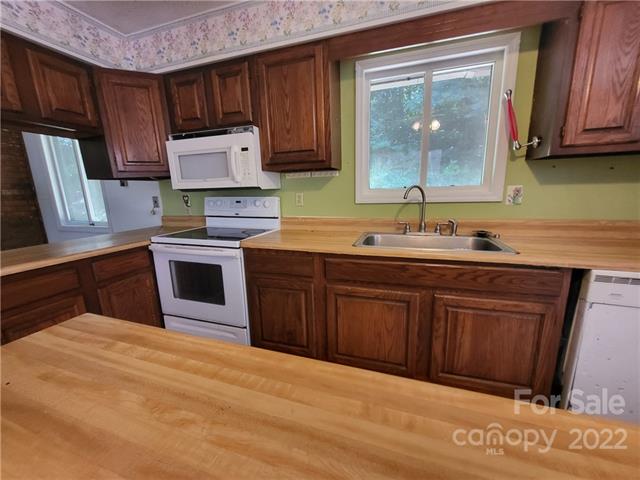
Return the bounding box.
[426,63,493,187]
[169,261,225,305]
[87,180,108,223]
[50,137,88,222]
[369,76,424,189]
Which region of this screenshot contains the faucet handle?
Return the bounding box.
[435,219,459,236]
[397,221,411,234]
[447,218,459,236]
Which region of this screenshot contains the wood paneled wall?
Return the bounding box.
[1,126,47,250]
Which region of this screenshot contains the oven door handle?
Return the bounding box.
[149,243,241,258]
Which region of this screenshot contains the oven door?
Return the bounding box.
[166,137,243,189]
[149,243,247,327]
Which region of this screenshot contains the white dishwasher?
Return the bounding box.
[561,270,640,424]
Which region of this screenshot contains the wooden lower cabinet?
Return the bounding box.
[326,284,426,377]
[1,247,162,344]
[430,293,558,398]
[97,270,162,327]
[1,294,86,344]
[244,249,571,399]
[247,275,318,357]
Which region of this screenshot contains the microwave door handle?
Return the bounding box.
[230,146,242,183]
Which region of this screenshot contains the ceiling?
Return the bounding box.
[63,1,244,36]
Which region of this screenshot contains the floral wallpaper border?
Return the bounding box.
[0,1,483,72]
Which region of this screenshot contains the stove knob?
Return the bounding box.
[253,199,262,207]
[263,200,271,208]
[215,199,223,207]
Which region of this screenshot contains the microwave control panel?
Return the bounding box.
[238,147,255,182]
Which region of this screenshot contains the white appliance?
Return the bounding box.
[149,196,280,344]
[561,270,640,423]
[166,126,280,190]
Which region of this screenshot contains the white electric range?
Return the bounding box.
[149,196,280,344]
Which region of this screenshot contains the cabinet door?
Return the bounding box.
[26,49,98,127]
[430,293,558,398]
[167,70,210,131]
[256,42,337,171]
[562,1,640,146]
[326,284,424,377]
[95,70,170,175]
[1,295,86,344]
[247,275,318,357]
[1,41,22,112]
[210,60,252,126]
[97,271,162,327]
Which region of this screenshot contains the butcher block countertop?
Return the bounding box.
[2,314,638,479]
[241,218,640,272]
[0,226,181,277]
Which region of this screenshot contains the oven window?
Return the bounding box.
[178,151,229,180]
[169,261,226,305]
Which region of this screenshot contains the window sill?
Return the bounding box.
[57,225,111,234]
[356,189,503,204]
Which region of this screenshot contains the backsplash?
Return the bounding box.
[0,0,465,71]
[160,26,640,221]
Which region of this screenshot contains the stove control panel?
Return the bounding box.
[205,196,280,218]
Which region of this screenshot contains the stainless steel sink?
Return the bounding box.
[353,233,518,254]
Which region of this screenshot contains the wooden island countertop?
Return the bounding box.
[2,314,638,479]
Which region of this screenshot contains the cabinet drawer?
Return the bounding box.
[92,249,152,283]
[244,249,315,277]
[1,294,86,344]
[2,267,81,311]
[325,258,566,296]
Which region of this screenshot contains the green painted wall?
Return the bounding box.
[160,27,640,220]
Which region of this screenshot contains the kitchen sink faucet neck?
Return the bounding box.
[403,185,427,233]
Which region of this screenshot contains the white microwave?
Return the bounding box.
[166,126,280,190]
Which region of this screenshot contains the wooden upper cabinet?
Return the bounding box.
[429,293,559,399]
[167,70,210,131]
[256,42,340,171]
[1,41,22,112]
[562,1,640,147]
[93,69,170,176]
[210,60,252,126]
[528,1,640,158]
[26,48,98,127]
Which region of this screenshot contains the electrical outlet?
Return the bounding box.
[506,185,524,205]
[295,192,304,207]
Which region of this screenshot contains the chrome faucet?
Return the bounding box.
[403,185,427,233]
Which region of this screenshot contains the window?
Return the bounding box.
[355,33,520,203]
[40,135,109,229]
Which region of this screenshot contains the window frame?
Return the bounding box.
[40,135,110,232]
[355,32,521,204]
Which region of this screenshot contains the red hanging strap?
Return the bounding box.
[504,89,518,143]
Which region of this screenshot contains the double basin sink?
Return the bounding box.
[354,232,518,254]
